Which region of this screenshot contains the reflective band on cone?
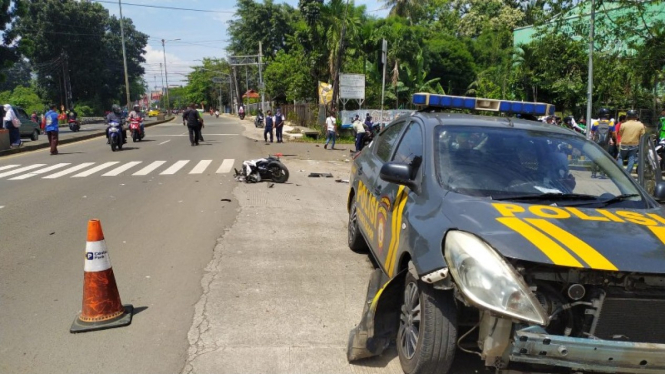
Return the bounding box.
[70,219,133,333]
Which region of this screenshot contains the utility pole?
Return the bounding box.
[331,0,350,112]
[380,39,387,126]
[118,0,131,108]
[162,39,169,112]
[586,0,595,139]
[159,62,164,108]
[258,41,265,115]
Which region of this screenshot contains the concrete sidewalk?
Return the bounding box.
[0,116,174,157]
[224,113,311,142]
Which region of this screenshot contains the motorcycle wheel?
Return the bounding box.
[111,138,117,152]
[267,161,289,183]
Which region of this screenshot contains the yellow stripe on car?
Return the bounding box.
[525,218,618,271]
[387,189,409,277]
[497,217,584,268]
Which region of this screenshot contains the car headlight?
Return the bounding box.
[444,231,547,325]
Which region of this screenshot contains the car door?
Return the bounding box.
[14,107,33,136]
[638,134,662,196]
[354,120,407,264]
[379,120,424,277]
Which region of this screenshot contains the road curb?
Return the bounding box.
[0,116,175,157]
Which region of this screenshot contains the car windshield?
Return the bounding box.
[434,125,646,207]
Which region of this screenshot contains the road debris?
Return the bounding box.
[335,179,349,183]
[308,172,333,178]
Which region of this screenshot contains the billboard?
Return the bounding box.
[339,74,365,100]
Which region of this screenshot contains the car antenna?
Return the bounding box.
[505,114,514,127]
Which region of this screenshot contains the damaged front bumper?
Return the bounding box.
[511,326,665,373]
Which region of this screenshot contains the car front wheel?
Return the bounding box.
[397,268,457,374]
[348,195,369,252]
[31,129,39,141]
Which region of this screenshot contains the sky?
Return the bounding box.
[97,0,389,91]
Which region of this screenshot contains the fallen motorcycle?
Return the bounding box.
[234,155,289,183]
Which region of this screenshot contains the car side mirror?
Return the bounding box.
[380,162,416,190]
[653,181,665,201]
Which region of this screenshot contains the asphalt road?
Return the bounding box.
[0,116,247,373]
[0,115,487,374]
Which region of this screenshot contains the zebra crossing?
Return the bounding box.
[0,159,236,181]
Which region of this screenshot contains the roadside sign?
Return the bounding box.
[340,74,365,100]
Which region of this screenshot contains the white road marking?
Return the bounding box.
[10,163,71,180]
[102,161,142,176]
[43,163,95,179]
[0,165,20,172]
[133,161,166,176]
[0,164,47,179]
[0,206,4,209]
[158,140,171,145]
[160,160,189,175]
[72,162,120,177]
[189,160,212,174]
[216,159,235,174]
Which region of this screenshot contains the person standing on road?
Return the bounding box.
[3,104,22,148]
[31,111,38,123]
[618,110,645,174]
[183,103,202,146]
[274,109,285,143]
[198,106,205,143]
[44,104,60,155]
[324,110,337,150]
[590,108,615,179]
[264,109,274,143]
[352,115,366,152]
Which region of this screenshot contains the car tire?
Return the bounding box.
[348,195,369,253]
[31,129,39,141]
[397,268,457,374]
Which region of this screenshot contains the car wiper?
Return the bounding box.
[492,193,598,201]
[596,194,640,207]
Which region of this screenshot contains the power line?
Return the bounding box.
[92,0,234,14]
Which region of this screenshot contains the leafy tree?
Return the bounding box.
[264,46,311,102]
[12,0,147,112]
[0,0,23,82]
[424,34,476,96]
[0,59,32,92]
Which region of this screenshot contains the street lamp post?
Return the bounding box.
[161,38,180,113]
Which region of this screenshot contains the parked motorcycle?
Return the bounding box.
[254,114,264,128]
[234,155,289,183]
[108,121,124,152]
[215,111,219,118]
[129,118,144,142]
[68,119,80,132]
[239,111,245,120]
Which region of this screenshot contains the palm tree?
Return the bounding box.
[381,0,423,24]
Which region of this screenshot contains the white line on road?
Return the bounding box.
[102,161,142,176]
[133,161,166,176]
[0,206,3,209]
[158,140,171,145]
[72,162,119,177]
[0,165,20,172]
[216,159,235,174]
[43,163,95,179]
[160,160,189,175]
[189,160,212,174]
[0,164,47,179]
[10,163,71,180]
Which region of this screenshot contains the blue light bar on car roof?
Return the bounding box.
[412,93,555,116]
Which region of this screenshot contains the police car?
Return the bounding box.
[346,94,665,374]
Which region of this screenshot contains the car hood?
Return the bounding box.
[444,196,665,273]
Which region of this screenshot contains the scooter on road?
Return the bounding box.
[129,118,145,142]
[68,119,80,132]
[108,121,124,151]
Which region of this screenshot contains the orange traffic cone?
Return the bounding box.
[70,219,133,333]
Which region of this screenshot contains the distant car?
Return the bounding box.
[0,105,41,141]
[147,109,160,117]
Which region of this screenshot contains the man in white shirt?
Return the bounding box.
[324,110,337,150]
[352,115,366,152]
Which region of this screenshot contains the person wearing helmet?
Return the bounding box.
[589,108,616,178]
[128,104,144,137]
[105,104,127,144]
[617,109,645,174]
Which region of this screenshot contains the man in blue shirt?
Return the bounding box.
[44,104,60,155]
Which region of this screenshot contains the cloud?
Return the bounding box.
[142,44,192,86]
